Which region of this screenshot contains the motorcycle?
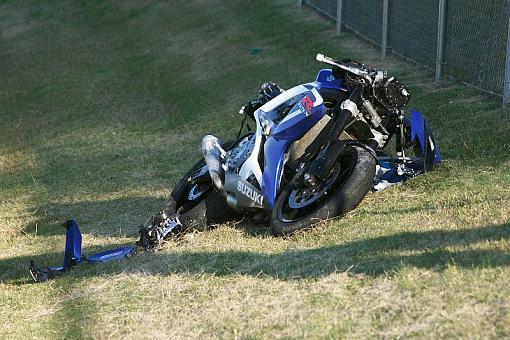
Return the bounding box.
[143,53,440,243]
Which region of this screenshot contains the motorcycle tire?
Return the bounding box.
[271,145,376,236]
[164,139,245,231]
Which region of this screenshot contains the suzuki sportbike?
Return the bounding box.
[150,53,440,240]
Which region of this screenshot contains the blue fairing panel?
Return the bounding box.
[262,137,291,209]
[64,219,82,269]
[87,246,136,263]
[410,110,426,153]
[410,110,442,164]
[315,69,349,91]
[262,92,325,209]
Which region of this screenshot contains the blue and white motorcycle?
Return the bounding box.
[150,53,440,241]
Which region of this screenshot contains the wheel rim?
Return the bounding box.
[277,149,357,223]
[176,163,212,214]
[287,165,341,209]
[187,182,210,201]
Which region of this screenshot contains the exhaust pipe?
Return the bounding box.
[226,193,240,211]
[201,135,226,193]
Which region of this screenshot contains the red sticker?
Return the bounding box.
[300,95,313,114]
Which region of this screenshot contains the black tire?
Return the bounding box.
[165,138,246,231]
[271,145,376,236]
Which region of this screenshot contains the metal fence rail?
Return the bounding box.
[300,0,510,109]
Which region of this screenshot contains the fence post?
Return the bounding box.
[336,0,343,35]
[504,15,510,111]
[381,0,390,61]
[297,0,303,8]
[435,0,447,82]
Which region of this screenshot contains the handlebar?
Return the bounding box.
[315,53,368,76]
[316,53,369,77]
[315,53,386,84]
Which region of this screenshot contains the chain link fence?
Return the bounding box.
[444,0,509,95]
[344,0,384,45]
[302,0,510,106]
[389,0,438,68]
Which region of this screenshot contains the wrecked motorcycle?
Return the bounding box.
[29,54,443,281]
[144,53,441,244]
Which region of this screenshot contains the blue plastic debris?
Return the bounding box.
[64,219,82,269]
[86,246,136,264]
[29,219,137,283]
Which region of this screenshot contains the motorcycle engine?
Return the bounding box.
[227,134,256,173]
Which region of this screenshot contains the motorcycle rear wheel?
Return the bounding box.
[271,145,376,236]
[165,139,244,231]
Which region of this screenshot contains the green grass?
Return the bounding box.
[1,0,509,338]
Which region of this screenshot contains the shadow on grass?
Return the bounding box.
[2,222,509,285]
[145,222,510,279]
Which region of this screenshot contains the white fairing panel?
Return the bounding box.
[276,87,323,126]
[238,114,263,184]
[259,85,309,113]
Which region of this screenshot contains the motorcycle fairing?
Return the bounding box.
[238,85,318,189]
[223,171,265,209]
[86,246,136,263]
[410,110,442,165]
[373,156,426,191]
[30,220,136,282]
[371,110,442,194]
[315,69,349,91]
[261,87,326,209]
[64,219,82,269]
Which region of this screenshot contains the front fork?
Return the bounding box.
[395,109,407,159]
[305,86,363,182]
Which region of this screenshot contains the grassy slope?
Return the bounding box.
[0,0,509,338]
